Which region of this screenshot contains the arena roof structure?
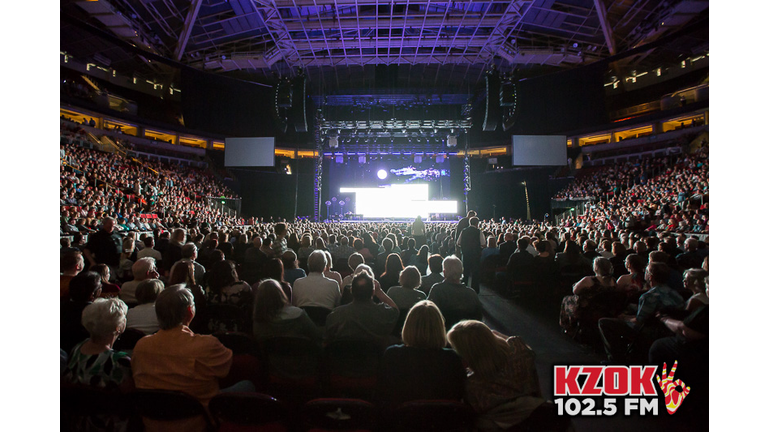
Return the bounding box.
[61,0,708,91]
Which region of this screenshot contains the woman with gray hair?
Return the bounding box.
[63,298,133,390]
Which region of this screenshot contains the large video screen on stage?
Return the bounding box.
[340,185,458,218]
[325,155,460,218]
[344,156,450,186]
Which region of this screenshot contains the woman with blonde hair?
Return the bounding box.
[447,320,552,431]
[377,300,464,407]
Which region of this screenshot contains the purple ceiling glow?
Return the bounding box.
[62,0,709,91]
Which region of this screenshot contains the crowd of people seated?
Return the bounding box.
[554,143,708,234]
[61,139,708,431]
[60,137,242,234]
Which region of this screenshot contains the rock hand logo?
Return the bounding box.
[553,360,690,416]
[657,361,691,415]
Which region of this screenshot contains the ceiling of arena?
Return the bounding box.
[60,0,709,92]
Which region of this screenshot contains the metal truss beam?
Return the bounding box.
[593,0,617,55]
[281,16,505,31]
[474,1,529,63]
[290,37,491,50]
[251,0,303,69]
[174,0,204,61]
[270,0,508,5]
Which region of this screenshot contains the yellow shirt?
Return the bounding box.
[131,325,232,406]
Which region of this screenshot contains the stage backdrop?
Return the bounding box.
[322,155,464,218]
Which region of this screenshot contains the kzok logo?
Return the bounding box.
[656,361,691,415]
[553,361,691,416]
[554,365,657,396]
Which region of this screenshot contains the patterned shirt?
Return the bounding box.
[464,337,543,413]
[271,237,288,257]
[635,284,684,325]
[63,341,132,389]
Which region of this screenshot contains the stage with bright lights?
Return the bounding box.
[321,154,465,220]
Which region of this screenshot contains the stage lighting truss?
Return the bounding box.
[320,119,471,132]
[321,118,470,153]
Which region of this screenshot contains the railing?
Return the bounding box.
[205,196,242,219]
[551,199,593,225]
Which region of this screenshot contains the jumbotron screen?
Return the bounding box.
[338,156,450,186]
[340,184,457,218]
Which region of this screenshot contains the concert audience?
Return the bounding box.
[118,258,159,305]
[560,258,622,341]
[379,253,405,292]
[131,285,245,421]
[281,250,306,286]
[377,300,465,407]
[61,272,103,353]
[292,250,340,310]
[206,260,253,315]
[447,320,550,431]
[420,254,445,296]
[59,131,710,426]
[262,258,293,302]
[598,262,684,362]
[427,256,483,329]
[63,298,133,391]
[61,251,85,300]
[324,272,399,345]
[91,263,121,298]
[386,266,427,312]
[125,279,164,334]
[252,279,322,343]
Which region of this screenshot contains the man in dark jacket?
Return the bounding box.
[456,217,485,293]
[506,237,535,282]
[82,217,121,273]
